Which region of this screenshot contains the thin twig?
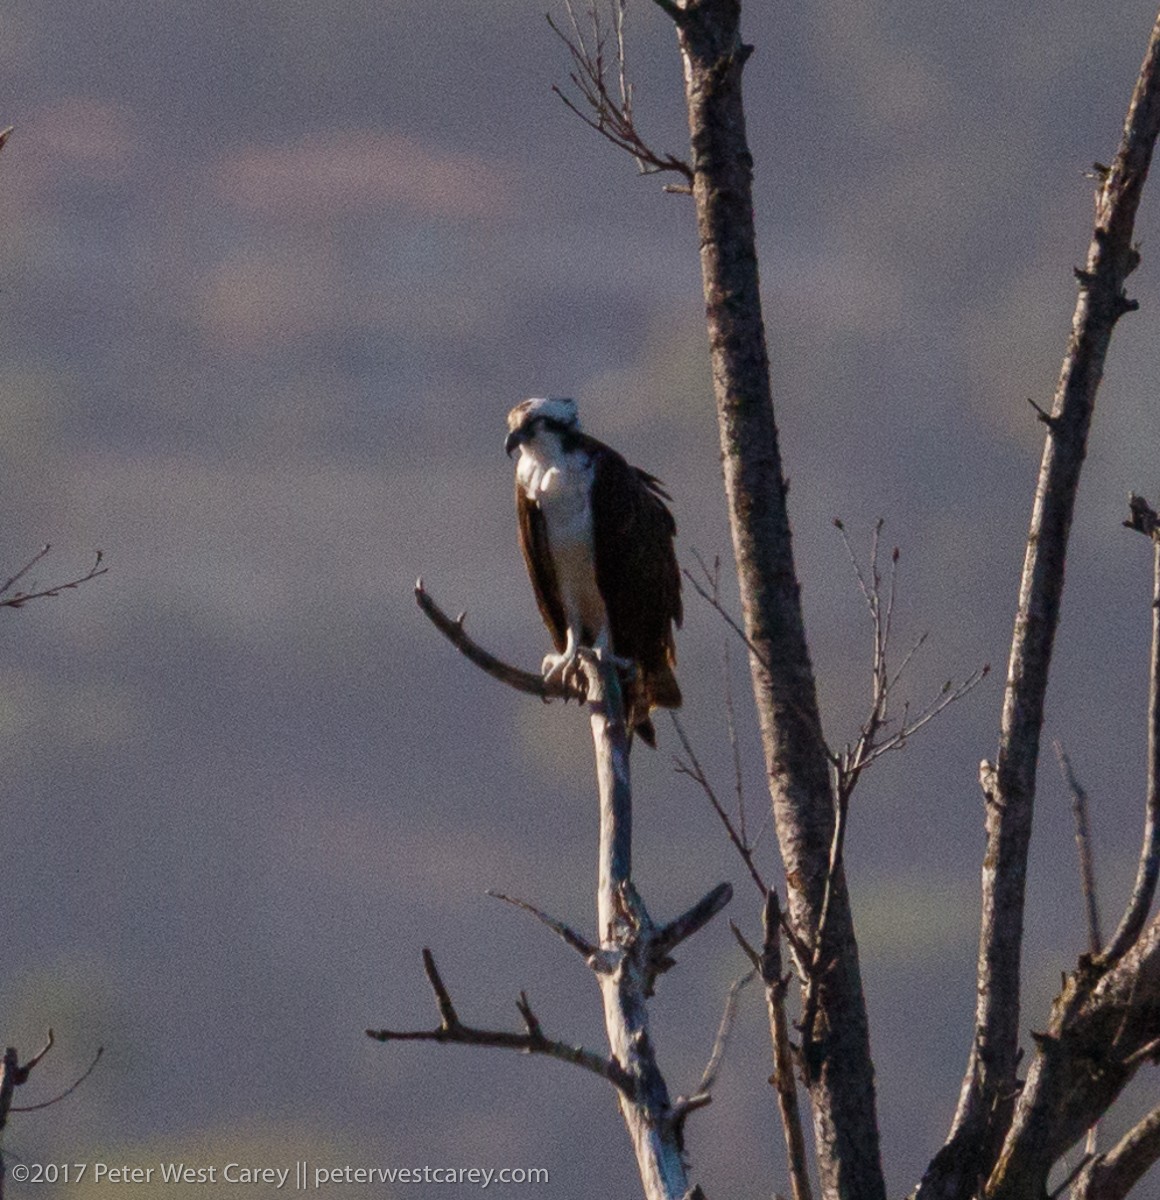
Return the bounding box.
[1053,740,1104,957]
[722,633,749,847]
[671,712,766,896]
[548,0,693,182]
[0,548,106,609]
[0,545,51,597]
[832,521,989,800]
[486,890,601,963]
[663,969,754,1142]
[11,1046,103,1114]
[683,555,774,676]
[696,969,755,1095]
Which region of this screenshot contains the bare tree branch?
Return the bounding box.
[583,653,705,1199]
[414,579,584,702]
[671,712,813,981]
[1069,1104,1160,1200]
[486,889,603,965]
[414,573,725,1196]
[0,1033,62,1200]
[798,781,851,1080]
[10,1044,104,1114]
[1054,741,1104,958]
[667,967,756,1142]
[0,546,106,610]
[653,881,734,965]
[671,711,767,897]
[986,912,1160,1199]
[919,16,1160,1199]
[683,555,774,678]
[1100,496,1160,966]
[760,890,815,1200]
[833,521,990,796]
[549,0,693,185]
[648,0,892,1181]
[367,948,635,1095]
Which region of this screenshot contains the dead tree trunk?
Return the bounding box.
[916,14,1160,1199]
[661,3,886,1197]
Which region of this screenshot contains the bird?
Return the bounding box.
[504,397,682,746]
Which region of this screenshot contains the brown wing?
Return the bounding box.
[589,443,682,715]
[516,480,567,653]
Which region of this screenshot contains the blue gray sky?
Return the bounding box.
[2,2,1159,1197]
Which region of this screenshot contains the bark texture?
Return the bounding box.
[666,2,885,1196]
[987,915,1160,1199]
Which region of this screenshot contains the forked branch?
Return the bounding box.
[548,0,694,186]
[0,1031,68,1200]
[1070,1104,1160,1200]
[366,948,635,1095]
[833,520,990,798]
[0,546,106,610]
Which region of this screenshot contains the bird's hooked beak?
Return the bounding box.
[504,427,528,457]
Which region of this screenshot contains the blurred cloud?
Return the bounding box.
[197,242,343,350]
[212,130,513,221]
[20,96,140,181]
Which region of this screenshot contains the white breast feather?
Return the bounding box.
[516,435,608,648]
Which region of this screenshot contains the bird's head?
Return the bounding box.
[504,397,580,456]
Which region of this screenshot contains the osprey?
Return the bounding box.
[504,397,682,746]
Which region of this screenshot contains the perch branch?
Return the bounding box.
[583,652,701,1199]
[367,948,634,1095]
[414,579,583,702]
